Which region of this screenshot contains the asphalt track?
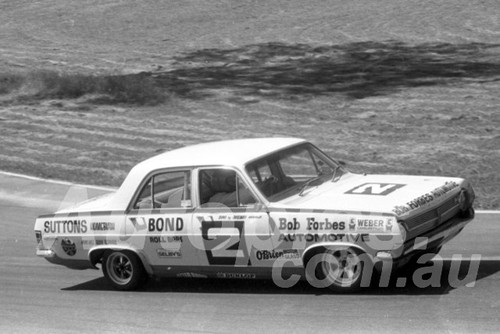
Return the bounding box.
[0,173,498,333]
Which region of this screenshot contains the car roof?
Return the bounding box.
[109,137,307,209]
[136,137,307,170]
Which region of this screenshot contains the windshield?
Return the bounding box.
[245,143,345,202]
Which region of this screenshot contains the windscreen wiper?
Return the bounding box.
[298,175,325,196]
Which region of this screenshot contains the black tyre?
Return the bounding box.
[308,247,365,292]
[102,250,146,291]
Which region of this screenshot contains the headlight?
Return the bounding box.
[466,183,475,206]
[458,190,468,211]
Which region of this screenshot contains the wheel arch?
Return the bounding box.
[302,242,370,266]
[88,246,153,275]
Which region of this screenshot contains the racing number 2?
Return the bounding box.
[201,220,248,266]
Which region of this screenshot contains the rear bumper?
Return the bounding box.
[36,249,56,257]
[36,247,93,270]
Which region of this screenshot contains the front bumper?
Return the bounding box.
[376,208,474,266]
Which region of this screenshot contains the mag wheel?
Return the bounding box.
[103,250,145,291]
[315,247,365,292]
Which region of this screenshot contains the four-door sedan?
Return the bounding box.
[34,138,475,292]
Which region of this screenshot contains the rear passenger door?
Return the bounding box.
[126,169,194,268]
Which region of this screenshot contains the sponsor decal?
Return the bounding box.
[148,217,184,232]
[278,218,301,230]
[44,220,87,234]
[81,239,94,246]
[201,220,248,266]
[216,272,256,279]
[218,215,247,220]
[306,217,345,231]
[61,238,77,256]
[345,183,406,196]
[278,233,370,243]
[352,218,385,231]
[149,236,183,243]
[279,218,346,231]
[90,222,115,231]
[157,249,182,258]
[129,217,148,231]
[95,239,117,245]
[386,219,394,232]
[82,239,117,246]
[256,249,300,261]
[392,181,460,216]
[176,272,208,278]
[349,220,356,231]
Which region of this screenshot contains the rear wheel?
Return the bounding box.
[102,250,145,291]
[309,247,365,292]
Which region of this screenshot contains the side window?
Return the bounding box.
[248,161,273,183]
[134,171,191,209]
[237,176,257,206]
[135,179,152,208]
[199,168,257,207]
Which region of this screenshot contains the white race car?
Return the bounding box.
[34,138,475,292]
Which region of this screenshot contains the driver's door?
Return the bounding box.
[192,167,279,275]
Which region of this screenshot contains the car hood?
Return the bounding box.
[273,173,464,217]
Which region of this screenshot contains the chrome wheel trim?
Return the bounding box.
[321,248,362,287]
[106,252,133,286]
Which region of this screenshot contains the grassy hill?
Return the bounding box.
[0,0,499,208]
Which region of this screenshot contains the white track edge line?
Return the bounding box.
[439,256,500,261]
[0,170,117,191]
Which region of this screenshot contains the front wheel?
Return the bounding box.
[308,247,366,292]
[102,250,146,291]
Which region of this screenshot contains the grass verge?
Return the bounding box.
[0,41,498,209]
[1,70,169,105]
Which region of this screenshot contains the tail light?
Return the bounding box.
[35,230,42,245]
